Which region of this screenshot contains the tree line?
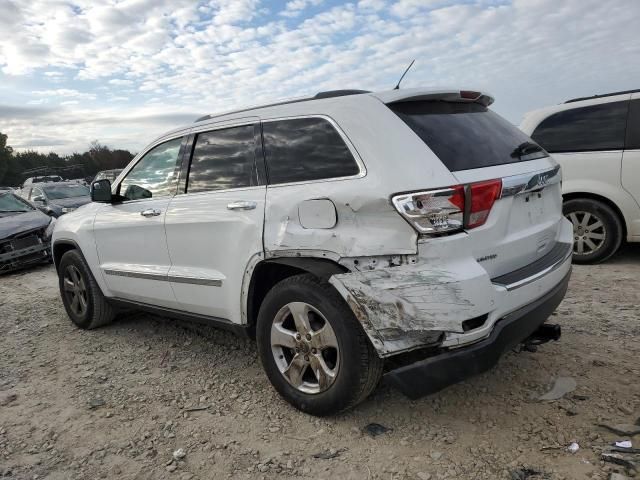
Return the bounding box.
[0,132,135,187]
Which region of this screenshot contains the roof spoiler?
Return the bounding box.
[374,88,494,107]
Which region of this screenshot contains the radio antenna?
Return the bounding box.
[393,60,415,90]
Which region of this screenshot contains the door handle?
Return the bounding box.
[227,201,257,211]
[140,208,161,217]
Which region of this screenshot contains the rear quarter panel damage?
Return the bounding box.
[330,244,495,356]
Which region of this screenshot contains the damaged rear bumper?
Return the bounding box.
[384,270,570,399]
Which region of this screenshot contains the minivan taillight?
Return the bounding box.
[392,179,502,235]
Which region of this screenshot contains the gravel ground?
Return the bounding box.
[1,247,639,480]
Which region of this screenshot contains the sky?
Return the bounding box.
[0,0,639,154]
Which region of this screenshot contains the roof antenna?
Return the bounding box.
[393,60,415,90]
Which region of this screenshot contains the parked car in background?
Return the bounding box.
[0,191,54,274]
[521,89,640,263]
[53,88,571,415]
[20,181,91,217]
[92,169,123,184]
[22,175,63,187]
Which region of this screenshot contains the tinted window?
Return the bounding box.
[532,101,629,153]
[390,101,546,172]
[262,118,359,184]
[0,192,34,212]
[119,137,183,201]
[625,99,640,150]
[187,125,256,193]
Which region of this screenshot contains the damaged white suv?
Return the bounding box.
[53,88,573,415]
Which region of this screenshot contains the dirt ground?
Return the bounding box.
[1,247,639,480]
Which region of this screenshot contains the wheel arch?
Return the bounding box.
[52,239,82,272]
[244,256,348,339]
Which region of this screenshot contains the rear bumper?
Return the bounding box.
[384,269,570,399]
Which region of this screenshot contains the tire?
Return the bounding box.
[256,273,383,416]
[563,198,623,264]
[58,249,115,329]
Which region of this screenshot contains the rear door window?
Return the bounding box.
[262,117,360,185]
[186,125,257,193]
[625,99,640,150]
[532,101,629,153]
[389,101,546,172]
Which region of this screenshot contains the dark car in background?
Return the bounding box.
[0,191,54,274]
[20,181,91,217]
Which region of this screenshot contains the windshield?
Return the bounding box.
[389,101,548,172]
[0,192,34,212]
[43,184,90,199]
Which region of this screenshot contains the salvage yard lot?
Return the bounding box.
[1,249,639,480]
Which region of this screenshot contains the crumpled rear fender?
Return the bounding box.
[329,245,495,357]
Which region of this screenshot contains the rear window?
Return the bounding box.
[262,117,360,185]
[531,101,629,153]
[389,101,546,172]
[625,99,640,150]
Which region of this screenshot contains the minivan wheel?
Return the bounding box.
[563,198,623,264]
[256,274,383,416]
[58,249,115,329]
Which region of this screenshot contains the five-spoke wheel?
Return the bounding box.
[271,302,339,394]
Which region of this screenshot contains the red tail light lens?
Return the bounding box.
[468,179,502,228]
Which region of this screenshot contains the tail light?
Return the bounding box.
[392,179,502,235]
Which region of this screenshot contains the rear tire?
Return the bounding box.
[563,198,623,264]
[58,250,115,329]
[256,274,383,416]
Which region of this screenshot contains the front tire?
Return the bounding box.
[58,250,115,329]
[256,274,383,416]
[563,198,623,264]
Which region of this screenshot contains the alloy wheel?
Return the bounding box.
[270,302,340,394]
[63,265,88,317]
[567,211,606,256]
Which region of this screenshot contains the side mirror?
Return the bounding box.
[91,179,113,203]
[32,195,46,204]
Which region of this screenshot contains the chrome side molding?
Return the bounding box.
[104,268,222,286]
[501,165,561,198]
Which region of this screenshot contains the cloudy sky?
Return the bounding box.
[1,0,639,154]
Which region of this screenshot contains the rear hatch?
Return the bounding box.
[388,97,563,278]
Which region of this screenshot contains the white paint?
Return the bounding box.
[298,199,337,229]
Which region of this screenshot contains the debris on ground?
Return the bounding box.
[363,423,392,437]
[312,448,344,459]
[87,397,105,409]
[608,473,632,480]
[538,377,577,401]
[615,440,633,449]
[597,423,640,436]
[173,448,186,461]
[509,466,548,479]
[567,442,579,454]
[601,452,638,471]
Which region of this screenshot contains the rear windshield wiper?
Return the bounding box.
[511,141,546,159]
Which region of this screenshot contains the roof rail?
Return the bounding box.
[195,89,370,123]
[565,88,640,103]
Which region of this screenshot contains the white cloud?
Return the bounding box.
[0,0,639,153]
[281,0,324,18]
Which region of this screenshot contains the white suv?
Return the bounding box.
[53,88,572,415]
[521,89,640,263]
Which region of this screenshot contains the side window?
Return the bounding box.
[531,101,629,153]
[31,187,43,200]
[118,137,183,201]
[262,117,360,185]
[625,99,640,150]
[186,125,256,193]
